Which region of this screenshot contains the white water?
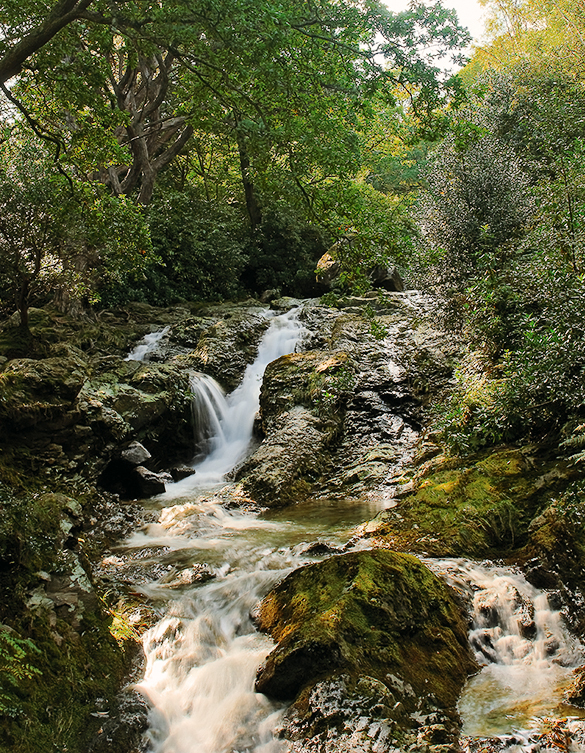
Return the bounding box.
[124,308,314,753]
[166,308,307,496]
[125,327,171,362]
[431,559,585,744]
[117,307,585,752]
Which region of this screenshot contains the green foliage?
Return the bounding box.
[313,365,356,414]
[560,424,585,465]
[100,188,247,306]
[0,631,41,716]
[0,129,153,324]
[243,208,330,297]
[364,304,389,340]
[431,353,515,454]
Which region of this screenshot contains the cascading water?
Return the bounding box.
[122,308,317,753]
[126,326,171,362]
[167,308,307,495]
[112,306,585,753]
[430,559,585,748]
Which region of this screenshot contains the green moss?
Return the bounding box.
[256,549,477,708]
[367,447,575,558]
[0,612,131,753]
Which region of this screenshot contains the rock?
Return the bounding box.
[566,666,585,707]
[254,549,477,708]
[363,448,570,559]
[369,264,404,292]
[120,441,151,467]
[237,406,336,506]
[132,466,167,497]
[316,252,341,286]
[185,310,270,391]
[89,690,150,753]
[169,464,195,482]
[259,289,280,303]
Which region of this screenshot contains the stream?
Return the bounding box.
[117,307,585,753]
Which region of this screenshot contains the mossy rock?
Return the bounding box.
[255,549,477,711]
[365,448,575,558]
[0,352,88,429]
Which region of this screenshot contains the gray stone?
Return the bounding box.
[120,441,151,467]
[132,466,167,497]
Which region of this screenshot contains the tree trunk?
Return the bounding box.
[17,277,30,333]
[235,121,262,231]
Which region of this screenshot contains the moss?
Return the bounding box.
[366,447,577,559]
[256,549,477,708]
[0,611,131,753]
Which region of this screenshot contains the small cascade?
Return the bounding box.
[125,326,171,362]
[430,560,585,744]
[167,308,307,495]
[125,307,309,751]
[189,373,229,457]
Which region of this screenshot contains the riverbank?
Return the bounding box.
[1,295,585,753]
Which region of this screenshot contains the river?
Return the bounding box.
[117,307,585,753]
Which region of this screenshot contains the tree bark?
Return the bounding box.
[235,119,262,231]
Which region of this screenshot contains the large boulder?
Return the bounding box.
[255,549,477,751]
[255,549,476,706]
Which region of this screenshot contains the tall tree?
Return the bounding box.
[6,0,470,209]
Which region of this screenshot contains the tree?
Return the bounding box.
[0,0,93,85]
[0,131,152,331]
[6,0,470,211]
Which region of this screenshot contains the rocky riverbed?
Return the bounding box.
[1,294,585,753]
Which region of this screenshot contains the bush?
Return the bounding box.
[99,188,249,306]
[242,208,330,297]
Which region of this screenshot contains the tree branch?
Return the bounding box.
[0,0,94,85]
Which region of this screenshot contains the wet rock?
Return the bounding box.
[301,541,344,557]
[185,309,270,391]
[566,665,585,707]
[255,549,477,709]
[89,689,150,753]
[238,405,337,506]
[169,464,195,482]
[133,466,167,497]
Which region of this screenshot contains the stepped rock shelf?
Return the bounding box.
[1,294,585,753]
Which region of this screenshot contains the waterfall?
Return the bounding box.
[189,373,230,458]
[430,559,585,742]
[167,308,306,495]
[125,326,171,362]
[126,308,308,752]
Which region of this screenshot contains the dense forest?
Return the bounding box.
[2,0,584,452]
[2,0,585,751]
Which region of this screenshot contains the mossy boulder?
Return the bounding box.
[0,347,88,429]
[521,479,585,636]
[255,549,477,711]
[364,448,575,558]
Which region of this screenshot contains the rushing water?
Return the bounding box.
[120,307,351,753]
[115,307,585,752]
[167,308,307,495]
[125,326,171,362]
[430,559,585,747]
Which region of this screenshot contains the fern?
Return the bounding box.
[0,630,41,713]
[561,424,585,464]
